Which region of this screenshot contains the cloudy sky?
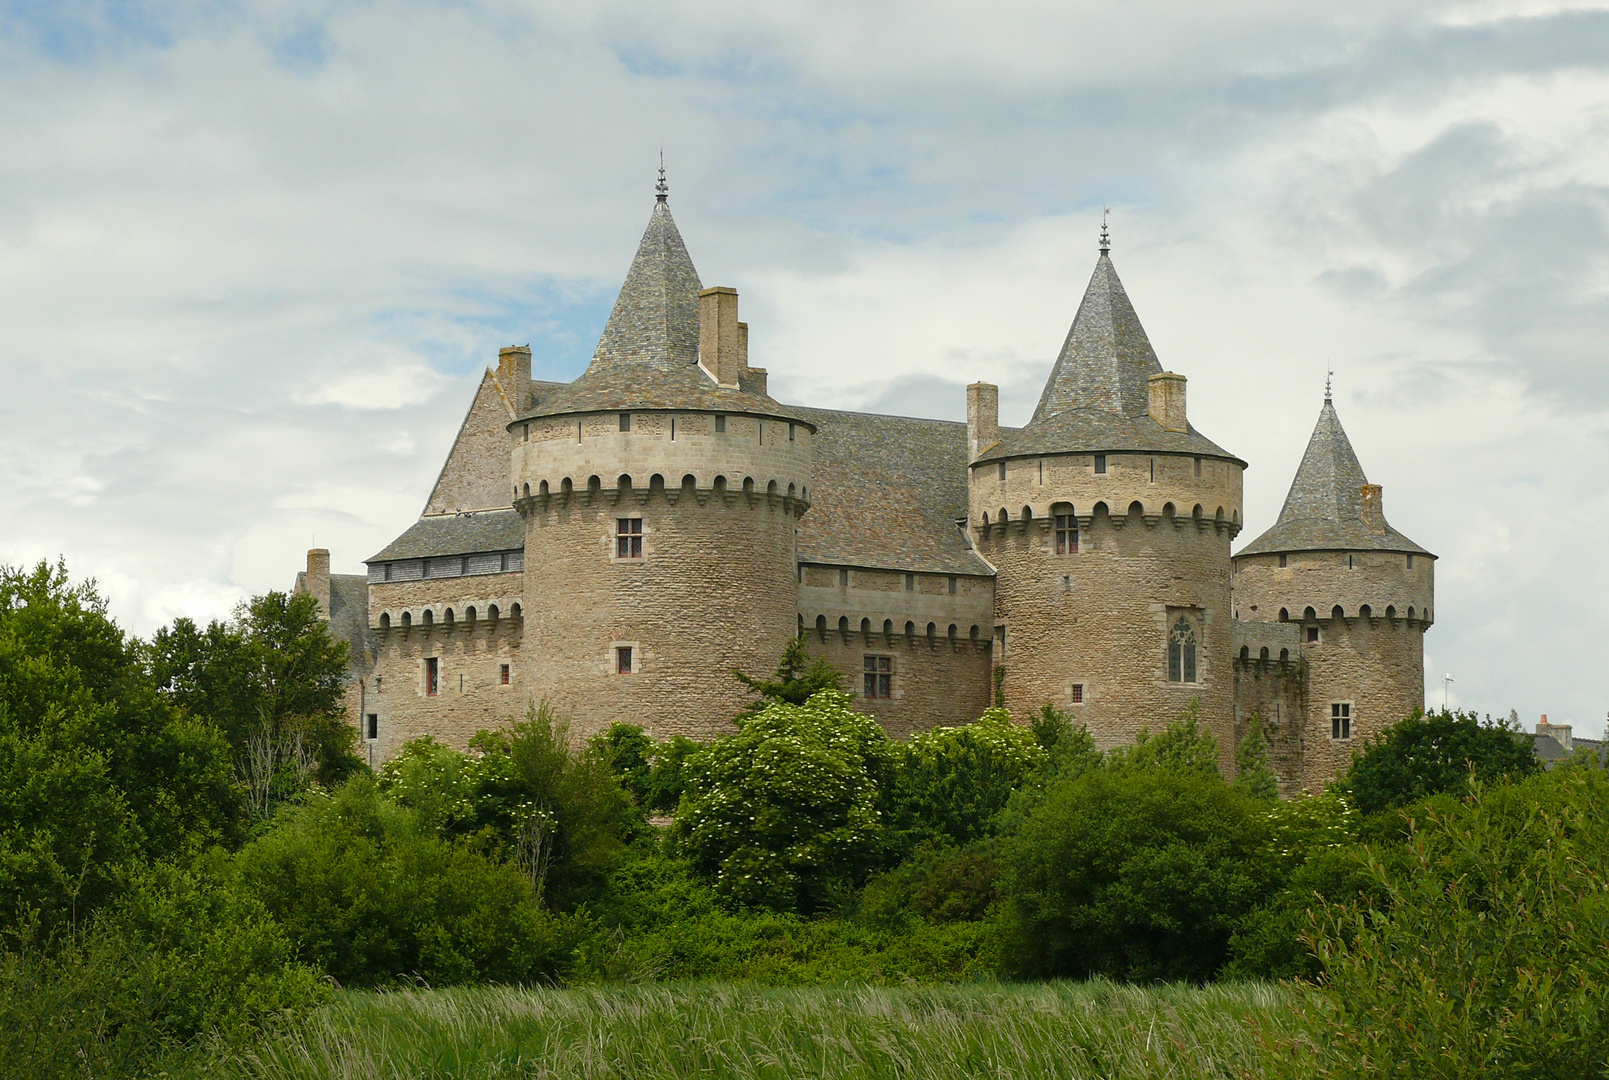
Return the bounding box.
[2,0,1606,737]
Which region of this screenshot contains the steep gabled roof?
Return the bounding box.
[1238,393,1433,557]
[366,508,525,563]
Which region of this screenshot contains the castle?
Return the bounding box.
[295,180,1436,794]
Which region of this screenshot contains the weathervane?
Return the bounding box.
[656,151,668,202]
[1098,208,1110,255]
[1325,364,1333,403]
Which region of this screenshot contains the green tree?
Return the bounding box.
[380,704,634,909]
[998,764,1271,982]
[0,561,240,936]
[1232,716,1279,802]
[669,690,890,913]
[732,635,842,712]
[1105,699,1220,776]
[1344,709,1538,817]
[885,707,1046,858]
[147,590,361,796]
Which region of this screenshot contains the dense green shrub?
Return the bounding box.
[885,707,1046,857]
[0,865,325,1080]
[234,776,577,986]
[380,704,635,908]
[860,842,1000,927]
[591,722,700,817]
[1311,767,1609,1078]
[733,635,844,712]
[0,561,241,937]
[1344,708,1538,816]
[669,690,890,913]
[998,763,1270,982]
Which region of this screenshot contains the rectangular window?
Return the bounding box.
[366,714,378,740]
[948,575,957,595]
[1279,553,1288,568]
[862,655,892,698]
[1149,458,1154,482]
[616,646,633,675]
[375,675,382,693]
[500,664,510,685]
[1407,554,1414,569]
[1331,702,1352,740]
[619,412,631,431]
[1167,617,1197,683]
[840,568,849,587]
[998,461,1007,481]
[1193,456,1202,477]
[1070,684,1084,704]
[616,518,643,559]
[1348,554,1354,570]
[425,658,439,696]
[1094,454,1107,474]
[1307,626,1320,643]
[523,423,530,442]
[671,417,676,440]
[904,573,914,591]
[789,423,795,442]
[715,414,726,433]
[1055,514,1079,554]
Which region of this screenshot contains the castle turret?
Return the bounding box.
[509,181,812,739]
[970,231,1246,762]
[1232,385,1435,789]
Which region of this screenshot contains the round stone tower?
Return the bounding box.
[510,190,812,740]
[969,235,1246,763]
[1232,386,1434,790]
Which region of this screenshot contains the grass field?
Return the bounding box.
[220,981,1335,1080]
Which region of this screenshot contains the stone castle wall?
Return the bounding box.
[1233,549,1434,625]
[977,502,1238,772]
[970,449,1244,534]
[1298,616,1427,792]
[1231,619,1309,797]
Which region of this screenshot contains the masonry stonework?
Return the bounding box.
[295,186,1437,796]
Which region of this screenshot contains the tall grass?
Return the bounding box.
[220,980,1330,1080]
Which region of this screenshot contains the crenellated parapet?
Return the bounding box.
[1233,548,1435,629]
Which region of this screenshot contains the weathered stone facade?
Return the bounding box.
[292,186,1437,794]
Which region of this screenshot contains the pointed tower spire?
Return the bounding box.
[589,197,703,370]
[1030,247,1163,421]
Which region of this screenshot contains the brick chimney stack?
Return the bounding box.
[1147,372,1187,432]
[1360,484,1385,532]
[306,549,331,621]
[498,345,532,413]
[967,382,999,461]
[699,287,743,387]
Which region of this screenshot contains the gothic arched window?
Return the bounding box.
[1168,617,1197,683]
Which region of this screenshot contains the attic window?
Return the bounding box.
[905,573,914,591]
[998,461,1006,481]
[715,414,726,433]
[1193,456,1202,477]
[1094,454,1107,474]
[948,575,957,595]
[840,568,849,587]
[1279,554,1288,568]
[619,413,631,432]
[1407,554,1414,569]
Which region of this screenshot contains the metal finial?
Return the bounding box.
[1324,365,1333,403]
[656,151,668,202]
[1098,208,1110,255]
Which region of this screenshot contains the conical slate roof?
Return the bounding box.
[521,193,802,422]
[1033,253,1162,422]
[976,247,1241,464]
[1237,393,1432,557]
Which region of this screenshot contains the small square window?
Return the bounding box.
[863,655,892,698]
[1331,702,1352,740]
[1070,684,1084,704]
[619,412,631,431]
[715,414,726,433]
[904,573,914,591]
[616,647,633,675]
[1307,626,1320,643]
[1279,553,1288,568]
[616,518,643,559]
[366,713,378,740]
[500,664,510,685]
[425,657,439,696]
[1094,454,1107,474]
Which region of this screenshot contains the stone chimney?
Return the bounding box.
[497,345,532,413]
[306,549,331,621]
[737,321,768,395]
[1360,485,1385,532]
[699,287,742,387]
[1147,372,1187,432]
[1537,714,1572,752]
[967,382,999,461]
